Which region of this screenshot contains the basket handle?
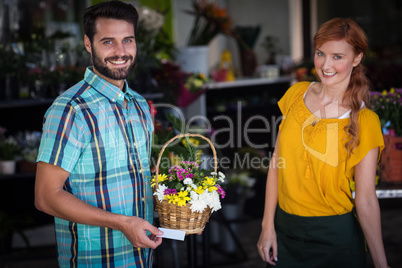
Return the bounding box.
[154,133,218,187]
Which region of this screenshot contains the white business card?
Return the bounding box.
[157,227,186,241]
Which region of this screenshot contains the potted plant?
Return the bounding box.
[370,88,402,183]
[0,127,19,175]
[176,0,233,78]
[184,0,233,46]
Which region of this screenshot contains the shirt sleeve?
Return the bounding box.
[37,99,89,173]
[278,81,310,131]
[348,108,385,169]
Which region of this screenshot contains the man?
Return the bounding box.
[34,1,163,267]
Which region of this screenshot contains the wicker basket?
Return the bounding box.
[154,133,218,234]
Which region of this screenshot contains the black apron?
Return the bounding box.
[268,206,366,268]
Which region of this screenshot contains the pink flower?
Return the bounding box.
[216,185,226,199]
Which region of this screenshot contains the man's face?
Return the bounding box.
[85,17,136,86]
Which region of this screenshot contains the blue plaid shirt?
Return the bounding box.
[37,67,154,267]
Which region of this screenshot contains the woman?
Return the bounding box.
[257,18,389,267]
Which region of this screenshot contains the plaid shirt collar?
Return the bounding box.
[84,67,136,107]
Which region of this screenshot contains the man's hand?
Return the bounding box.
[118,216,163,249]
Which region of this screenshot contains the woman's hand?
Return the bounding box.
[257,226,278,265]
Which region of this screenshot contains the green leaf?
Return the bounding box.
[174,182,184,191]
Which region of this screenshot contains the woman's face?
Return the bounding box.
[314,39,362,89]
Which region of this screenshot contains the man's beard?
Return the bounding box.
[91,47,136,80]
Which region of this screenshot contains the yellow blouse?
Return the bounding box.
[277,82,384,216]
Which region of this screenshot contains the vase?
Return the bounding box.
[239,49,257,77]
[379,135,402,183]
[0,160,16,175]
[175,46,209,75]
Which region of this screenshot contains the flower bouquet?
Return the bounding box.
[177,72,208,107]
[152,61,208,107]
[370,88,402,136]
[152,133,225,234]
[184,0,233,46]
[371,88,402,183]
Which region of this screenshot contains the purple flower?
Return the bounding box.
[216,185,226,199]
[370,91,381,96]
[164,188,178,195]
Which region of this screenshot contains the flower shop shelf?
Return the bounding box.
[0,98,55,109]
[206,76,292,90]
[352,187,402,199]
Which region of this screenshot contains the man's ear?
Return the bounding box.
[353,52,363,67]
[84,35,92,54]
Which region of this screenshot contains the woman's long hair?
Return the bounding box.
[313,18,370,156]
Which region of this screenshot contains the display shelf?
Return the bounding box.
[0,98,55,109]
[352,183,402,199]
[375,189,402,199]
[206,76,293,90]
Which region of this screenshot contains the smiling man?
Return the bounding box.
[34,1,163,267]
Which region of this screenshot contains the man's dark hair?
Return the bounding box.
[83,0,139,43]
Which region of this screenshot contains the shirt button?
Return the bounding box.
[139,170,143,174]
[141,197,145,202]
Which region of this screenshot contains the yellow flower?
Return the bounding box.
[158,174,168,182]
[203,176,215,186]
[151,174,167,188]
[382,90,387,96]
[195,186,204,194]
[206,185,217,192]
[166,194,178,204]
[390,87,395,94]
[177,191,191,206]
[196,150,202,159]
[182,138,199,147]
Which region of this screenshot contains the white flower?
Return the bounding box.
[189,192,208,213]
[183,178,193,185]
[153,184,168,202]
[218,171,225,182]
[137,6,164,34]
[204,191,221,213]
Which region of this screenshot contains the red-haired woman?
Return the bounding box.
[257,18,389,267]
